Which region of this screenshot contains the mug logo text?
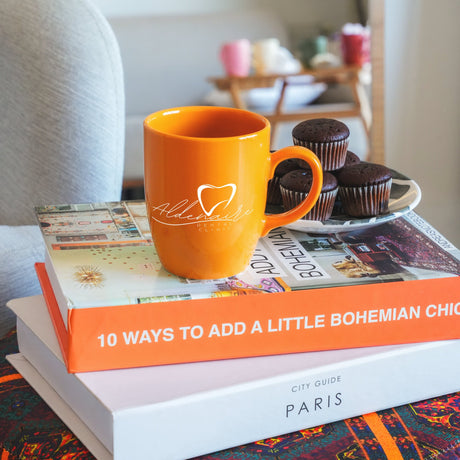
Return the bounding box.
[150,183,253,227]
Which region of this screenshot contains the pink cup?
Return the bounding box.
[219,39,251,77]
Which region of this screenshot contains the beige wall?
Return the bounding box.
[385,0,460,246]
[91,0,361,46]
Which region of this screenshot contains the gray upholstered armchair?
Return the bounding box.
[0,0,125,337]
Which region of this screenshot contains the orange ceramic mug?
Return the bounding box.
[144,106,323,279]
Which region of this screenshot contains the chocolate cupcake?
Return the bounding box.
[292,118,350,171]
[267,159,302,205]
[280,169,338,221]
[337,162,392,217]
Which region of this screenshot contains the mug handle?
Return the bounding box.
[261,146,323,236]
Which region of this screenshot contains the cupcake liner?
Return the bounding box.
[338,179,392,217]
[266,176,282,205]
[292,138,349,171]
[280,185,338,221]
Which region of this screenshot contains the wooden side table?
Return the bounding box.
[208,66,372,157]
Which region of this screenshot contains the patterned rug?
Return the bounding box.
[1,328,459,460]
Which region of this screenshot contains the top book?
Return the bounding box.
[34,201,460,372]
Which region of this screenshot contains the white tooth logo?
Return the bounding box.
[197,183,237,217]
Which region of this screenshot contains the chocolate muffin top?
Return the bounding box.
[292,118,350,143]
[280,169,337,193]
[343,150,361,167]
[337,162,392,187]
[274,158,302,177]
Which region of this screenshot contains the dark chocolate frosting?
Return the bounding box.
[343,150,360,167]
[274,158,302,177]
[337,162,392,187]
[292,118,350,143]
[280,169,337,193]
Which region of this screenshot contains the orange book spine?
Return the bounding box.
[36,263,70,370]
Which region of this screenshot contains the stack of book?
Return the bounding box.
[6,200,460,459]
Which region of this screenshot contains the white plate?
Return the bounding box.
[280,169,422,234]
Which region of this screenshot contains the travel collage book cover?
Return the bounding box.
[35,201,460,309]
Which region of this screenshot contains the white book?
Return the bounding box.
[7,294,460,460]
